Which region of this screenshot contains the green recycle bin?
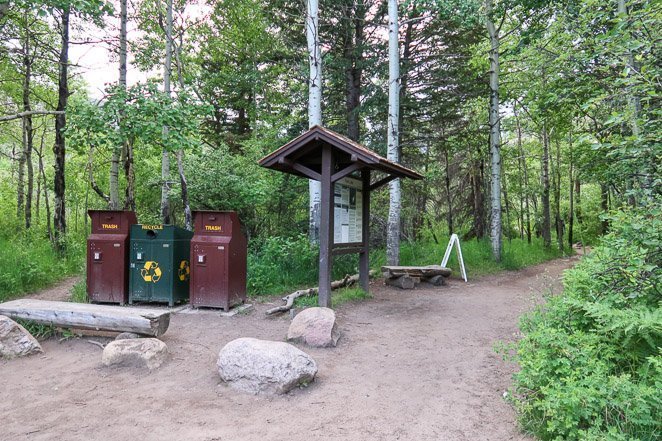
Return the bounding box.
[129,224,193,306]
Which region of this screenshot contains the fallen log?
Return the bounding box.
[0,299,170,337]
[265,272,374,316]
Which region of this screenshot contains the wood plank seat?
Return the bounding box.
[381,265,452,289]
[0,299,170,337]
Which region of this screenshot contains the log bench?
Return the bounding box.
[381,265,452,289]
[0,299,170,337]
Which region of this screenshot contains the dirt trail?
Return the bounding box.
[0,256,578,441]
[25,276,79,302]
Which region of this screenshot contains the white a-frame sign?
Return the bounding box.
[441,234,467,282]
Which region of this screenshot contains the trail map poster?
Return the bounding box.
[334,177,363,244]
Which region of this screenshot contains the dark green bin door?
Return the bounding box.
[129,224,193,306]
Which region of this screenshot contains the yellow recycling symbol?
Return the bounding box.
[178,260,190,282]
[141,261,162,283]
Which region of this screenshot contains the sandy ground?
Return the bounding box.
[0,256,578,441]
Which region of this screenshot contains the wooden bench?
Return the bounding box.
[0,299,170,337]
[381,265,452,289]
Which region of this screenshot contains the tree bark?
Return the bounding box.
[386,0,401,266]
[344,0,364,141]
[21,16,34,229]
[37,125,53,241]
[514,105,531,243]
[123,138,135,211]
[177,150,192,230]
[444,148,453,234]
[502,168,511,242]
[486,0,501,261]
[568,135,574,248]
[600,184,609,234]
[110,0,128,211]
[160,0,173,224]
[307,0,322,243]
[119,0,135,211]
[541,122,551,248]
[53,6,70,250]
[469,156,486,239]
[554,138,563,252]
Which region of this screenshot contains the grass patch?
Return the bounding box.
[249,235,567,299]
[70,279,88,303]
[14,318,57,341]
[247,234,358,296]
[0,233,85,302]
[372,237,568,278]
[294,286,372,308]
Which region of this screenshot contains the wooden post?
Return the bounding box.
[359,169,370,292]
[318,145,334,307]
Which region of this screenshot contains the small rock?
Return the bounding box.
[102,338,167,370]
[115,332,142,340]
[287,307,340,348]
[0,315,43,359]
[217,337,317,395]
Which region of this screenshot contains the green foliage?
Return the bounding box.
[69,279,88,303]
[0,230,85,302]
[373,236,565,278]
[247,234,358,296]
[14,318,56,340]
[509,202,662,440]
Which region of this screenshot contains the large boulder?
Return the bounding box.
[217,337,317,395]
[0,315,42,359]
[102,338,167,370]
[287,307,340,348]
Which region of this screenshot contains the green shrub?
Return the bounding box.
[508,202,662,440]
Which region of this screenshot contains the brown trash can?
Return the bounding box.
[87,210,138,304]
[190,211,247,310]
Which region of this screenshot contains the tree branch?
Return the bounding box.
[0,110,64,122]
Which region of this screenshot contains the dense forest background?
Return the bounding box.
[0,0,659,288]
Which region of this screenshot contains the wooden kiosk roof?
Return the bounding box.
[259,125,423,186]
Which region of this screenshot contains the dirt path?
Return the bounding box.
[25,276,80,301]
[0,256,578,441]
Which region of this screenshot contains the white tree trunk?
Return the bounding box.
[486,0,502,262]
[386,0,401,266]
[110,0,128,211]
[307,0,322,242]
[160,0,173,224]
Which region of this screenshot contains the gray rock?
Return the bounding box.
[0,315,42,359]
[115,332,142,340]
[102,338,167,370]
[217,337,317,395]
[287,307,340,348]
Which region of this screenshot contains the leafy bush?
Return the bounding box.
[509,202,662,440]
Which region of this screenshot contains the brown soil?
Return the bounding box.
[0,256,578,441]
[25,276,80,302]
